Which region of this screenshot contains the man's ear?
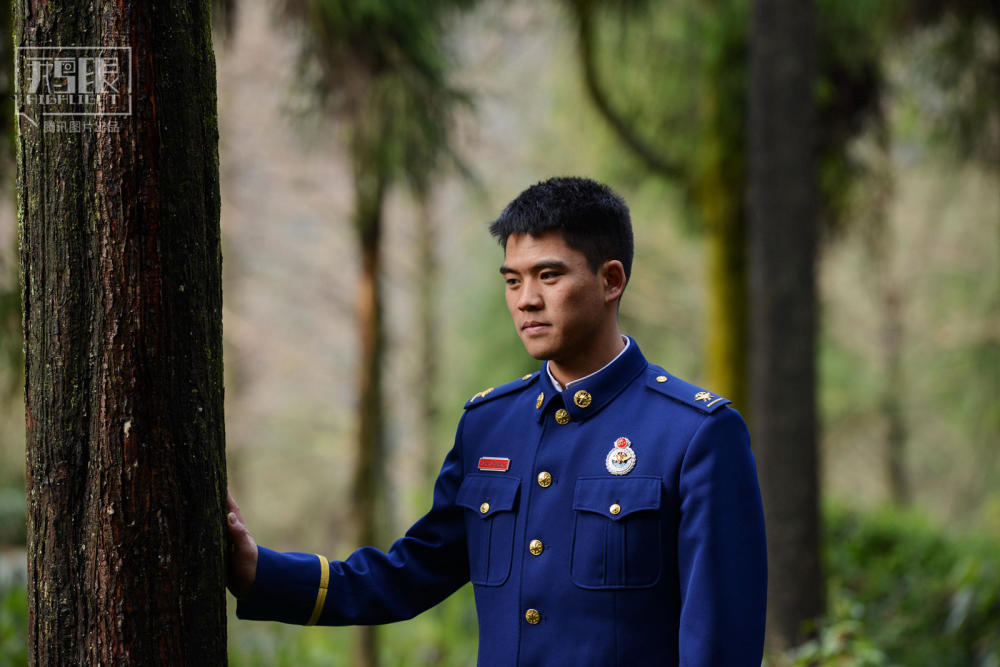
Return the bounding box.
[601,260,627,304]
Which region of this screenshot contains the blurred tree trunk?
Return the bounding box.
[278,4,474,664]
[349,129,388,667]
[415,187,441,484]
[860,133,910,506]
[866,147,910,507]
[692,6,749,414]
[701,203,748,414]
[881,285,908,505]
[15,1,228,664]
[748,0,824,652]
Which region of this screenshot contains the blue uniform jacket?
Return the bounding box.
[237,338,767,665]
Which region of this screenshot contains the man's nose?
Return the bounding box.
[517,282,543,310]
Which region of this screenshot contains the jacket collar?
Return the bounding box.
[536,336,647,423]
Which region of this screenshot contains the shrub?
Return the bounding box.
[786,504,1000,666]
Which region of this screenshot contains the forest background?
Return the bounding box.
[0,0,997,665]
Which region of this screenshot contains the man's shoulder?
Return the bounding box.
[640,364,731,415]
[463,371,541,410]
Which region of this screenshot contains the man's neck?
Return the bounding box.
[548,333,627,388]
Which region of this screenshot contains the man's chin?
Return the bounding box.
[519,338,553,361]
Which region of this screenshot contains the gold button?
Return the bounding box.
[536,392,544,409]
[480,502,490,514]
[522,374,533,380]
[555,409,570,425]
[537,471,552,488]
[656,375,668,383]
[573,390,592,408]
[529,539,543,556]
[609,503,621,515]
[525,609,541,625]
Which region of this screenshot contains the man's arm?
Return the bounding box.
[227,414,471,626]
[676,407,767,665]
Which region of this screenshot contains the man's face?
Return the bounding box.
[501,231,610,365]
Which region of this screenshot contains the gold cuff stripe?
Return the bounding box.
[706,397,725,408]
[306,554,330,626]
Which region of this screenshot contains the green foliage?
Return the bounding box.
[788,613,888,666]
[784,504,1000,666]
[569,0,900,234]
[0,586,27,667]
[814,0,889,234]
[818,333,882,427]
[891,12,1000,165]
[282,0,476,194]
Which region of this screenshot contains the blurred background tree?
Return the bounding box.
[748,0,822,652]
[272,1,476,664]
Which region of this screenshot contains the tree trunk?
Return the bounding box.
[748,0,824,652]
[703,214,748,414]
[415,187,441,484]
[349,136,387,667]
[15,2,228,664]
[694,60,749,413]
[854,128,910,507]
[882,285,908,505]
[862,141,909,507]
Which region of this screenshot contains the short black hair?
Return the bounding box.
[489,176,634,283]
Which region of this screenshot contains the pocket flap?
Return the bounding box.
[456,474,521,519]
[573,476,661,521]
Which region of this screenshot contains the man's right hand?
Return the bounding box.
[226,490,258,600]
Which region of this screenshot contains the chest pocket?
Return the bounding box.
[570,476,663,589]
[456,474,521,586]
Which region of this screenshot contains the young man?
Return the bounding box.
[227,177,767,665]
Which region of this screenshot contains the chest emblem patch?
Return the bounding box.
[605,437,637,475]
[478,457,511,472]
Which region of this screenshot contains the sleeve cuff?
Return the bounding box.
[235,546,330,625]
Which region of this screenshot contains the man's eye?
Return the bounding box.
[505,278,519,286]
[540,272,559,280]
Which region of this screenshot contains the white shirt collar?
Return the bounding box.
[546,336,630,393]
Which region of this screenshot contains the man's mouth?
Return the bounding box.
[521,321,549,335]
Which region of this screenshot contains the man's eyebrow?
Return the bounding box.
[500,260,569,276]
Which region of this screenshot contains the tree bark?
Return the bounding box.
[748,0,824,652]
[15,2,228,664]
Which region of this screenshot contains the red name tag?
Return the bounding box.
[478,457,510,472]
